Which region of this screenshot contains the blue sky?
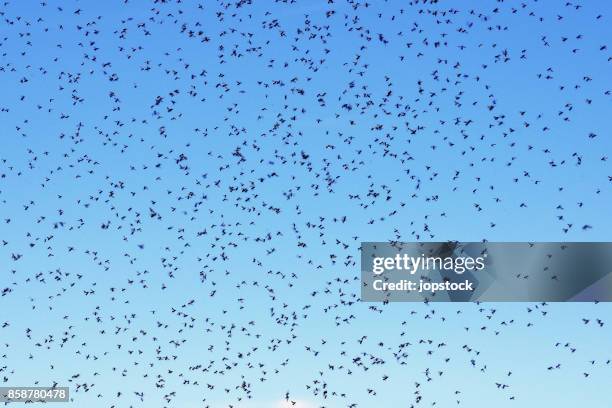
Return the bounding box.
[0,0,611,407]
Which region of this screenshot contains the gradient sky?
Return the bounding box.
[0,0,611,407]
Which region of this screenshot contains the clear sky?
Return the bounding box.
[0,0,611,407]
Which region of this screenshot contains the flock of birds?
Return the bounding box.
[0,0,611,407]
